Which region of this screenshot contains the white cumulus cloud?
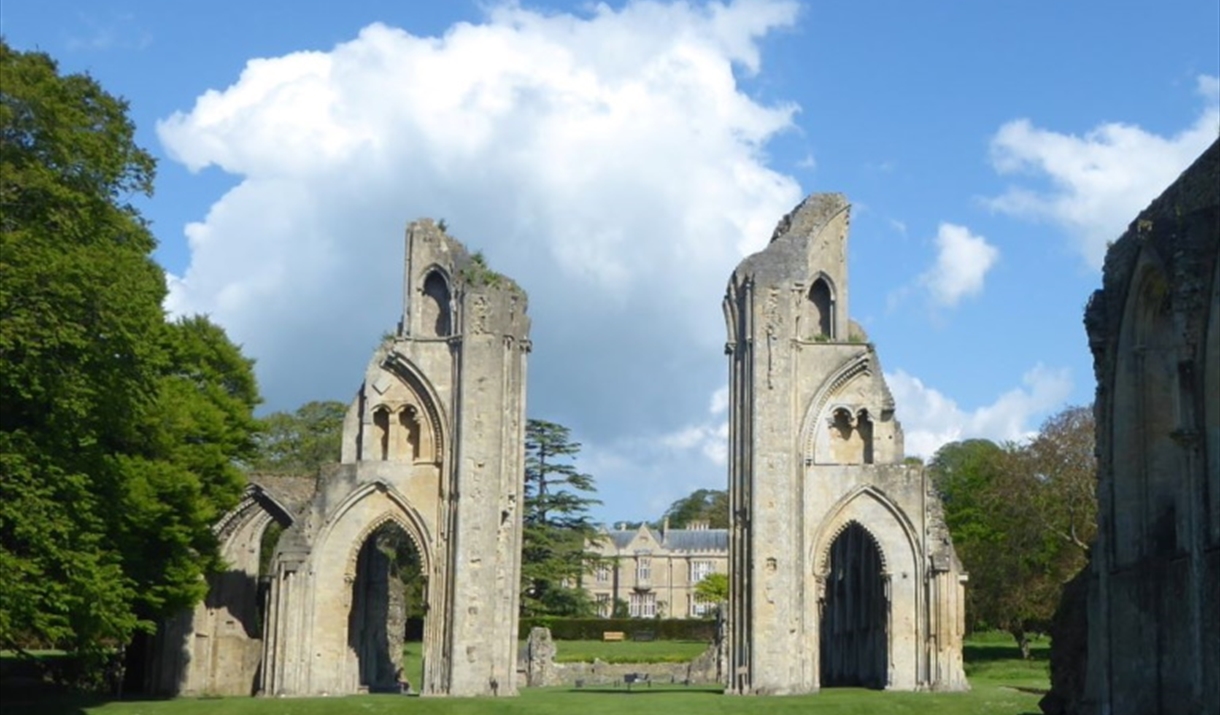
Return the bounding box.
[887,365,1074,459]
[918,222,999,307]
[987,74,1220,269]
[159,1,801,417]
[156,1,803,519]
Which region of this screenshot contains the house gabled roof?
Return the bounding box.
[593,524,728,554]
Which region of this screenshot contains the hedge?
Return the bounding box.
[518,617,717,641]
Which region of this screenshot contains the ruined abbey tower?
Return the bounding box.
[147,220,530,697]
[723,194,968,694]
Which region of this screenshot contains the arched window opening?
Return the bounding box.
[347,522,427,693]
[809,278,834,339]
[1113,266,1185,565]
[396,407,421,462]
[373,408,391,461]
[820,522,887,688]
[857,410,875,465]
[254,520,285,641]
[832,408,853,440]
[420,271,452,337]
[1136,277,1182,556]
[829,408,866,464]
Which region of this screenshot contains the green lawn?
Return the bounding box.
[2,633,1048,715]
[549,639,710,663]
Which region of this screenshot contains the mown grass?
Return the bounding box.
[549,639,709,664]
[1,633,1048,715]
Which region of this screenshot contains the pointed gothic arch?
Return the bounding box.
[800,353,873,464]
[164,485,297,696]
[317,481,436,577]
[381,351,447,464]
[807,273,836,339]
[420,268,452,338]
[818,521,887,688]
[1111,251,1184,566]
[810,485,923,691]
[811,485,919,576]
[284,480,440,696]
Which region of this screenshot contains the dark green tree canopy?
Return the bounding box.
[524,419,599,530]
[521,419,601,617]
[0,43,260,666]
[662,488,728,528]
[250,400,347,475]
[928,406,1096,657]
[694,572,729,604]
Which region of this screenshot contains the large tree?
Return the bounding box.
[0,43,259,668]
[694,572,729,613]
[520,419,601,617]
[929,406,1097,657]
[249,400,347,474]
[662,488,729,528]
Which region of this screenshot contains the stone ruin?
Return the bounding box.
[520,626,724,688]
[1042,138,1218,715]
[146,219,530,697]
[143,196,976,700]
[722,194,968,694]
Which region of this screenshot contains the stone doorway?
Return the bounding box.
[347,522,426,693]
[819,522,887,689]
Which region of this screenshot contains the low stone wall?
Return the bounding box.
[519,627,723,688]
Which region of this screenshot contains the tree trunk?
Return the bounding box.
[1011,627,1032,660]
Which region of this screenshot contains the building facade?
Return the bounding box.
[586,522,728,619]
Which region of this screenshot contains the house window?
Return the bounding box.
[691,594,713,617]
[596,593,611,617]
[636,556,651,583]
[596,563,611,584]
[689,560,712,584]
[630,592,657,618]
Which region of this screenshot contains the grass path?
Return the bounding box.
[1,683,1045,715]
[3,634,1048,715]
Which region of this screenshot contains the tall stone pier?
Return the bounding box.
[148,220,530,698]
[723,194,968,695]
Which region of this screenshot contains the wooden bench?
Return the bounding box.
[602,631,626,641]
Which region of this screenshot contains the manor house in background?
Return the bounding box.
[587,520,728,618]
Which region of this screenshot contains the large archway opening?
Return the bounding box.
[820,522,887,689]
[347,521,427,693]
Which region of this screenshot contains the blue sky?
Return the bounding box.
[5,0,1217,522]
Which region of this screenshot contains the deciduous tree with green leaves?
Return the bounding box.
[0,43,260,675]
[249,400,347,474]
[929,406,1096,658]
[694,572,729,615]
[662,488,729,528]
[521,419,601,617]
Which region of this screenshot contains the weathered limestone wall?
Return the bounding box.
[724,194,967,696]
[1042,138,1218,715]
[145,483,298,697]
[150,221,529,699]
[520,627,724,688]
[262,219,530,698]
